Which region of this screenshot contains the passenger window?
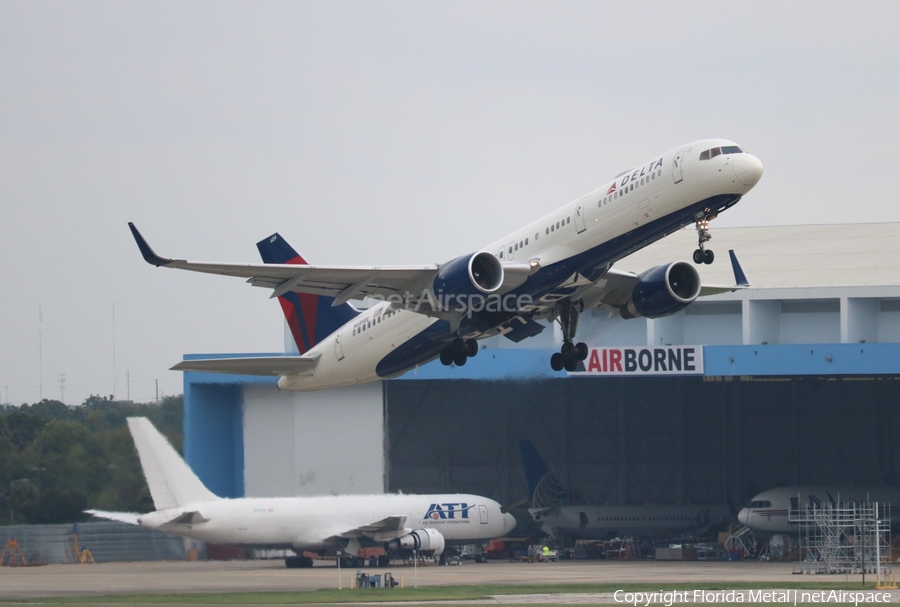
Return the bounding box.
[514,243,518,251]
[525,238,529,245]
[567,217,570,224]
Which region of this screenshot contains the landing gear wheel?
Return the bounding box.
[439,347,454,366]
[575,342,589,361]
[465,338,478,357]
[561,341,575,359]
[703,249,715,264]
[564,357,579,372]
[693,249,703,264]
[550,352,565,371]
[454,351,468,366]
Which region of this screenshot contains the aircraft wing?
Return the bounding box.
[170,355,320,376]
[339,515,409,541]
[580,249,750,312]
[129,223,438,305]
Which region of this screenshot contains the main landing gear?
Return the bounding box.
[550,301,588,372]
[692,212,716,265]
[439,337,478,367]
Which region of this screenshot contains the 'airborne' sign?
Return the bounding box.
[571,346,704,376]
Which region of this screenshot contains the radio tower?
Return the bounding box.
[58,373,66,404]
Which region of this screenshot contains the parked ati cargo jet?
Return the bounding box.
[129,139,762,391]
[89,418,515,568]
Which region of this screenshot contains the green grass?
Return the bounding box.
[9,581,890,606]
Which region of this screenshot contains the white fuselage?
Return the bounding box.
[139,493,515,551]
[531,504,732,540]
[279,139,763,391]
[737,486,900,534]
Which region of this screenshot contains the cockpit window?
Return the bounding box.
[746,500,772,508]
[700,145,745,160]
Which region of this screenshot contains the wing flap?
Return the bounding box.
[171,355,320,376]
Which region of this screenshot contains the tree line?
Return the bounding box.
[0,395,182,525]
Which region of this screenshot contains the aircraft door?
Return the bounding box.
[479,505,488,524]
[672,150,685,184]
[334,330,345,361]
[574,201,587,234]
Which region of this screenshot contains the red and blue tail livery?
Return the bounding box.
[256,234,359,355]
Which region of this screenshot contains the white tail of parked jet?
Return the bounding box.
[127,417,219,510]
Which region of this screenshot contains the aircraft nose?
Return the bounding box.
[504,512,516,532]
[732,154,764,187]
[737,508,749,525]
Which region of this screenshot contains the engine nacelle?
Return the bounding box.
[433,252,504,298]
[387,528,446,556]
[621,261,701,320]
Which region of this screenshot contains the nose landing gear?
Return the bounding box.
[692,213,715,265]
[439,337,479,366]
[550,301,588,372]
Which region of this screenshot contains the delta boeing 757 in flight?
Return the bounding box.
[130,139,762,391]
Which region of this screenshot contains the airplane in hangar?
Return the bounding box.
[737,485,900,535]
[734,484,900,557]
[88,417,515,568]
[519,440,732,540]
[129,138,762,391]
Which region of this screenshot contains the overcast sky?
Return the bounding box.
[2,1,899,405]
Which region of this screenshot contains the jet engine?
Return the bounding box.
[433,252,504,298]
[768,534,796,558]
[620,261,701,320]
[387,528,446,556]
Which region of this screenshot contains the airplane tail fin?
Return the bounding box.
[519,439,552,500]
[519,439,569,508]
[127,417,219,511]
[257,233,360,354]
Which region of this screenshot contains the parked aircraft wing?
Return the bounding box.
[129,223,437,303]
[171,355,320,376]
[340,514,409,541]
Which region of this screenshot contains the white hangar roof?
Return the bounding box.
[618,222,900,289]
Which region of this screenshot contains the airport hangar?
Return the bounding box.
[179,222,900,514]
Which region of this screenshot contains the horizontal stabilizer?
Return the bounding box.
[171,355,319,376]
[85,509,142,525]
